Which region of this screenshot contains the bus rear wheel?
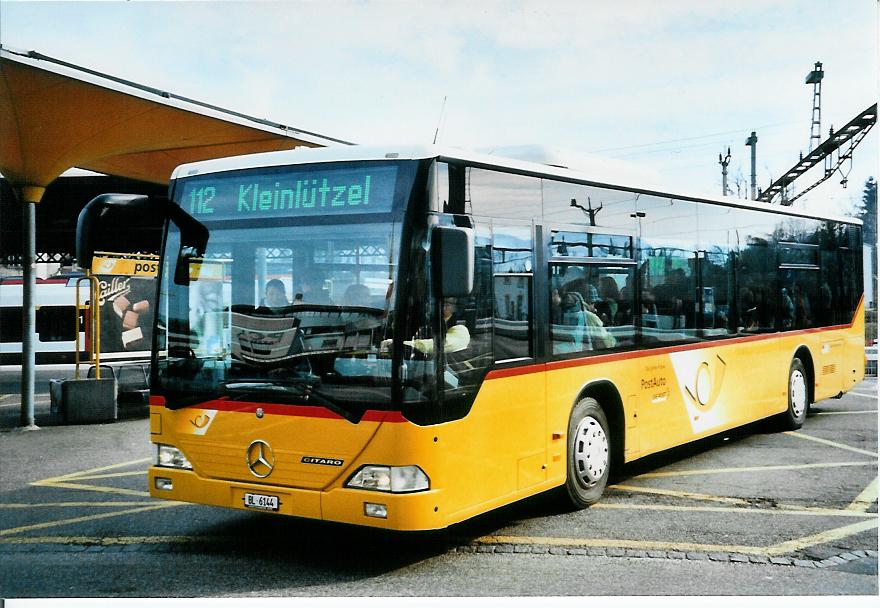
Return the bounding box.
[779,357,809,430]
[563,397,611,509]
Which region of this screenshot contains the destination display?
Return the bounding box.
[179,164,399,220]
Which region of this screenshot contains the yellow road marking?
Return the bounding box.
[475,535,765,556]
[0,502,182,537]
[37,457,151,483]
[610,484,752,506]
[31,480,151,497]
[846,476,878,512]
[815,410,878,416]
[0,502,157,508]
[635,461,877,479]
[594,502,874,518]
[607,486,875,517]
[30,459,152,496]
[63,471,147,481]
[0,395,9,402]
[765,518,880,556]
[784,431,878,457]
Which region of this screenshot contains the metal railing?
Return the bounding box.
[74,275,101,379]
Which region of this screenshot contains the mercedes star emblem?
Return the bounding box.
[246,440,275,478]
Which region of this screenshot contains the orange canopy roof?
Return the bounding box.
[0,46,351,202]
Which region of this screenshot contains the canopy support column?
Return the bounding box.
[18,185,45,431]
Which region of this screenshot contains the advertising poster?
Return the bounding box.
[91,255,158,354]
[95,275,154,353]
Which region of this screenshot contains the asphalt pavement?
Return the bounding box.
[0,364,146,428]
[0,374,876,599]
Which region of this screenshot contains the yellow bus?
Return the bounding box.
[78,146,865,530]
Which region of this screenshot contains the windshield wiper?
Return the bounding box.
[220,380,360,423]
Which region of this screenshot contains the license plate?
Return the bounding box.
[243,492,279,511]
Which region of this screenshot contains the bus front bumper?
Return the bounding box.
[148,466,445,531]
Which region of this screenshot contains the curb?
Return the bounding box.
[456,543,879,569]
[1,537,877,570]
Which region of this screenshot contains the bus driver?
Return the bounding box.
[382,298,470,354]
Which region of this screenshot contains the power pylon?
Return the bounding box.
[806,61,824,153]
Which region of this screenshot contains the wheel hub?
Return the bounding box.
[573,416,608,486]
[790,369,807,418]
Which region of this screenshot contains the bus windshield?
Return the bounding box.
[154,160,422,417]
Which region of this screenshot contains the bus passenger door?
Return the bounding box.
[780,254,842,400]
[490,223,545,491]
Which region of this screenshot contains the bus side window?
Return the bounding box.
[493,274,531,360]
[467,168,541,221]
[492,222,534,362]
[550,263,628,354]
[734,208,779,333]
[636,195,700,343]
[637,251,699,344]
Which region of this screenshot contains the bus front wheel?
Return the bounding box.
[563,397,611,509]
[779,357,809,430]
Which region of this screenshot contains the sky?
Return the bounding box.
[1,0,877,218]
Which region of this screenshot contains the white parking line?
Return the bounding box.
[784,432,878,457]
[816,410,878,416]
[596,502,874,518]
[0,503,181,536]
[636,461,876,479]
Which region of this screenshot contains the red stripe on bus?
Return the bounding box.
[486,363,546,379]
[149,394,405,422]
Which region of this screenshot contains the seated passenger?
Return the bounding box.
[260,279,290,313]
[296,276,333,305]
[780,287,795,330]
[343,283,372,307]
[583,297,616,350]
[792,282,813,328]
[553,288,616,351]
[597,276,620,326]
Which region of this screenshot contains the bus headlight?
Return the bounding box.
[156,444,192,470]
[346,465,429,493]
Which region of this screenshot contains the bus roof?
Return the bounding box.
[170,144,861,226]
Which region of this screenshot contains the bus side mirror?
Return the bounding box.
[76,194,208,284]
[168,203,209,286]
[431,225,474,297]
[76,194,156,271]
